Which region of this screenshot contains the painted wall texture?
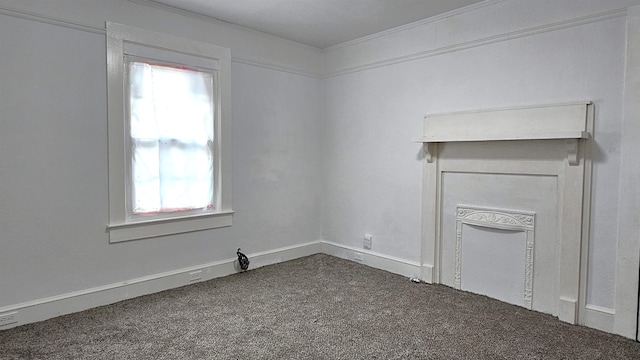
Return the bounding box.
[0,1,322,307]
[1,0,639,338]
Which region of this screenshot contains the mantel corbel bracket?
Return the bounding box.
[423,143,436,163]
[565,139,580,166]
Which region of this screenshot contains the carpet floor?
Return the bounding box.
[1,254,639,359]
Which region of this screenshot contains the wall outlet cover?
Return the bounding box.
[363,233,373,249]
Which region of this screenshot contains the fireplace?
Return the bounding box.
[455,206,535,309]
[415,102,593,324]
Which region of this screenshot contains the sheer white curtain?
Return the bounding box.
[128,61,215,214]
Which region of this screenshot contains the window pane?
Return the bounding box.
[128,61,215,215]
[131,138,160,213]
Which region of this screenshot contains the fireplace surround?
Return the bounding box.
[416,102,593,324]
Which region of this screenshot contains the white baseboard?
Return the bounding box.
[581,304,615,334]
[320,240,421,279]
[3,239,612,336]
[421,264,435,284]
[0,240,615,333]
[555,298,616,336]
[559,296,578,324]
[0,241,322,330]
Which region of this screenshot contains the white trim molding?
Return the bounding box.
[321,240,421,279]
[0,4,104,34]
[322,1,630,78]
[0,241,322,331]
[615,4,640,340]
[0,3,322,79]
[106,22,233,242]
[323,0,505,52]
[418,102,594,325]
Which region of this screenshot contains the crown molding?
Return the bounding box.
[0,5,104,34]
[0,1,630,81]
[323,0,505,52]
[0,4,321,79]
[128,0,322,52]
[323,7,628,78]
[233,57,322,79]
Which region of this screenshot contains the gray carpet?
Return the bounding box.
[1,254,639,359]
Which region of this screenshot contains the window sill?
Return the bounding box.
[107,211,233,243]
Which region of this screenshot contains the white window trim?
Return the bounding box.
[106,22,233,243]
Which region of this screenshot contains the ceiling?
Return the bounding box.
[149,0,485,49]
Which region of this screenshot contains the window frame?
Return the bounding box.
[106,22,233,243]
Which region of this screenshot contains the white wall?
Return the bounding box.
[321,0,640,337]
[0,0,322,312]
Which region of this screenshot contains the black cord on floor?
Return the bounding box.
[237,248,250,271]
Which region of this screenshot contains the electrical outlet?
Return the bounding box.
[354,251,364,263]
[189,270,202,282]
[363,233,373,250]
[0,312,18,327]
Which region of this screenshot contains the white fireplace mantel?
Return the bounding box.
[413,102,592,166]
[413,130,589,143]
[417,102,593,325]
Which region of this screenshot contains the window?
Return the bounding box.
[128,61,215,215]
[106,22,232,243]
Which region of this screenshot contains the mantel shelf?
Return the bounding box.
[412,131,590,144]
